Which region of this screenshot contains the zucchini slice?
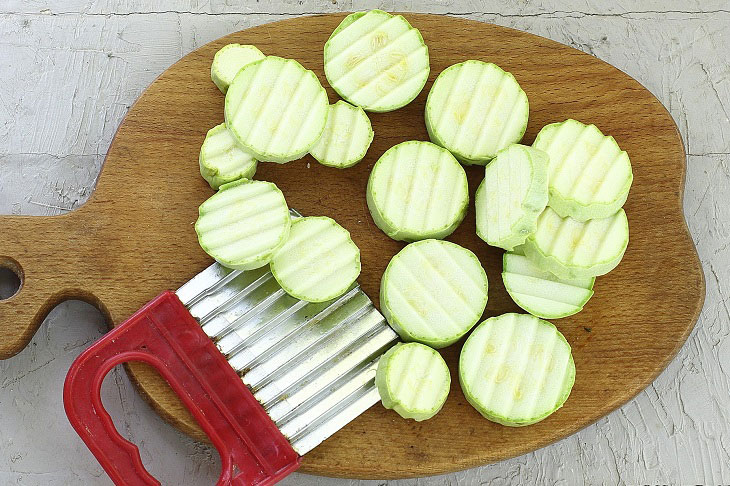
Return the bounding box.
[225,56,329,163]
[523,207,629,279]
[195,179,290,270]
[366,141,469,241]
[211,44,265,94]
[376,342,450,421]
[380,239,488,348]
[308,100,374,168]
[459,313,575,426]
[199,123,258,190]
[533,119,633,221]
[270,216,361,303]
[475,144,548,250]
[425,60,529,165]
[503,252,594,319]
[324,9,430,112]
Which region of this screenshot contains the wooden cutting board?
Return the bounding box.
[0,13,704,479]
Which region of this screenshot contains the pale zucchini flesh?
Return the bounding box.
[380,239,488,348]
[459,313,575,426]
[367,140,469,241]
[503,252,594,319]
[523,207,629,279]
[211,44,265,94]
[533,119,633,221]
[376,342,451,421]
[270,216,361,303]
[199,123,258,190]
[195,179,290,270]
[324,9,430,112]
[225,56,329,163]
[425,60,529,165]
[308,100,374,168]
[475,144,549,250]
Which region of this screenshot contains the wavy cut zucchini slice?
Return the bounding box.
[459,313,575,426]
[475,144,548,250]
[523,207,629,279]
[324,9,429,112]
[380,239,488,348]
[426,60,529,165]
[376,342,450,421]
[533,119,633,221]
[225,56,329,163]
[195,179,290,270]
[367,141,468,241]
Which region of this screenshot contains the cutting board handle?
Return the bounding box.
[64,291,301,486]
[0,214,88,358]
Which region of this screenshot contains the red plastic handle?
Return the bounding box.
[63,291,300,486]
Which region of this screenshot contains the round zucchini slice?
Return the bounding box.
[459,313,575,426]
[211,44,265,94]
[533,119,633,221]
[309,100,374,168]
[503,252,594,319]
[366,141,469,241]
[199,123,257,190]
[225,56,329,163]
[270,216,361,303]
[475,144,548,250]
[376,342,450,421]
[380,239,488,348]
[195,179,290,270]
[523,207,629,279]
[324,9,429,112]
[425,60,529,165]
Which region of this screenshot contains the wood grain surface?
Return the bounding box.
[0,13,704,479]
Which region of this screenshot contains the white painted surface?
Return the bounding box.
[0,1,728,484]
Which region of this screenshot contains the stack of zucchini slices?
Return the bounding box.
[192,9,633,428]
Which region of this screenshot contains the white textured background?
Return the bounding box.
[0,1,727,484]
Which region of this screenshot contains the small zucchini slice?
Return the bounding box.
[309,100,374,168]
[211,44,265,94]
[199,123,258,190]
[503,252,594,319]
[225,56,329,163]
[376,342,451,421]
[324,9,430,112]
[523,207,629,279]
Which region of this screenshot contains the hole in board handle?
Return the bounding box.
[0,257,23,300]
